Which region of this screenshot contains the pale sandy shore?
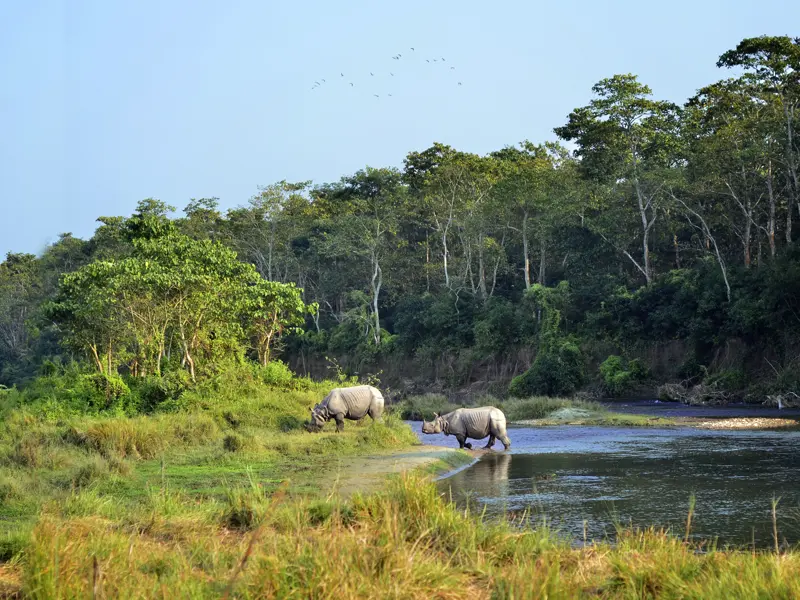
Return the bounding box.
[318,445,472,497]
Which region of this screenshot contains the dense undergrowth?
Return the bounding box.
[2,473,797,599]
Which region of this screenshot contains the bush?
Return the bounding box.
[131,370,191,413]
[509,340,584,397]
[254,360,298,389]
[599,355,648,397]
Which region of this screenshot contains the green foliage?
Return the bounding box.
[3,35,800,402]
[599,355,649,397]
[509,339,584,397]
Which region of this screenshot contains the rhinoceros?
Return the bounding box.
[307,385,385,433]
[421,406,511,450]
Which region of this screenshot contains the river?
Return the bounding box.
[407,403,800,548]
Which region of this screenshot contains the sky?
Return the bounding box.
[1,0,798,257]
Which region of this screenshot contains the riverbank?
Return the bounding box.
[9,471,800,598]
[511,412,800,429]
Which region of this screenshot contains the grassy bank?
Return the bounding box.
[1,473,797,598]
[399,394,677,427]
[0,368,419,568]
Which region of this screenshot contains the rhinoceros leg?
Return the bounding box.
[455,434,472,449]
[483,435,496,449]
[334,413,345,433]
[498,434,511,450]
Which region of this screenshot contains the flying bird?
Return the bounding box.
[350,82,354,86]
[390,72,394,76]
[388,94,393,97]
[314,81,320,85]
[442,58,445,61]
[341,73,344,77]
[321,79,326,83]
[370,72,374,76]
[374,94,379,98]
[426,59,430,62]
[410,47,414,51]
[450,66,455,70]
[458,82,462,85]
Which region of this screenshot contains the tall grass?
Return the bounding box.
[395,394,466,421]
[15,473,800,599]
[501,396,605,421]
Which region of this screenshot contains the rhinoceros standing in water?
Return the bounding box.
[421,406,511,450]
[307,385,385,432]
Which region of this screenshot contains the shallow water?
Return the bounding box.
[408,419,800,547]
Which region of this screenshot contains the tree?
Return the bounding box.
[0,254,40,364]
[556,74,681,283]
[718,36,800,243]
[492,142,579,289]
[246,280,315,366]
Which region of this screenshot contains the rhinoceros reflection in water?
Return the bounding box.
[441,452,513,501]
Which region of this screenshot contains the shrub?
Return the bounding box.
[599,355,648,397]
[509,340,584,397]
[70,455,110,489]
[254,360,298,389]
[132,370,191,413]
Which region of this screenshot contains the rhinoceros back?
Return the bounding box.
[446,406,503,439]
[326,385,383,419]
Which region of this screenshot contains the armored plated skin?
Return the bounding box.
[307,385,385,432]
[421,406,511,450]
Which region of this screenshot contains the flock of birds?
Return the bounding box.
[309,47,462,98]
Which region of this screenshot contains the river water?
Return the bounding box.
[407,404,800,548]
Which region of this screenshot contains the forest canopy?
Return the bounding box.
[2,35,799,405]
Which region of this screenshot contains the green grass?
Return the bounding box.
[501,396,677,427]
[395,393,467,421]
[0,373,418,559]
[4,472,797,599]
[0,374,796,597]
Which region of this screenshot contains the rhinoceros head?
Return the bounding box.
[306,404,329,432]
[421,413,444,434]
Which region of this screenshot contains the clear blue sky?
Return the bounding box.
[1,0,797,257]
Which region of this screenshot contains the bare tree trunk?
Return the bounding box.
[783,101,798,244]
[477,233,487,300]
[371,257,382,344]
[425,232,430,292]
[522,212,531,290]
[441,222,451,288]
[675,195,731,302]
[787,200,793,245]
[766,160,776,258]
[537,237,546,285]
[744,215,752,268]
[673,233,681,268]
[90,344,104,373]
[634,179,656,284]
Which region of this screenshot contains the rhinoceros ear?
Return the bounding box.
[433,412,439,419]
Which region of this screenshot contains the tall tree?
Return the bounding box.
[718,36,800,244]
[556,74,681,283]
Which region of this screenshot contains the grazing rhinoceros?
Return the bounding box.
[421,406,511,450]
[306,385,385,433]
